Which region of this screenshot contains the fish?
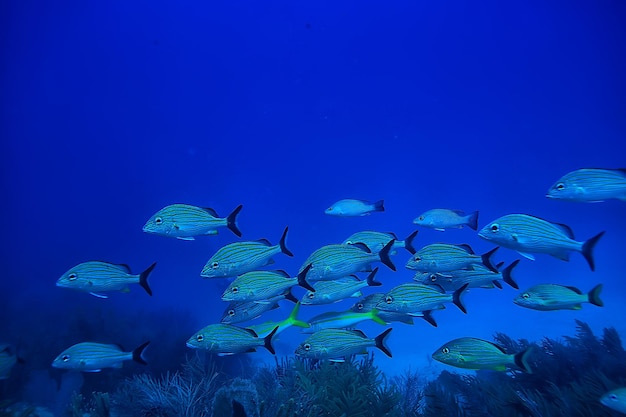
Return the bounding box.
[513,284,603,311]
[299,241,395,282]
[143,204,243,239]
[186,324,278,355]
[56,261,156,298]
[295,328,392,361]
[302,308,387,334]
[201,226,293,278]
[325,199,384,217]
[478,214,605,271]
[375,283,468,316]
[246,302,310,338]
[52,341,149,372]
[405,243,499,273]
[600,387,626,414]
[432,337,533,373]
[220,292,297,324]
[414,260,520,291]
[350,293,419,325]
[301,269,382,305]
[221,267,314,302]
[0,344,23,379]
[546,168,626,202]
[413,209,479,231]
[343,230,418,254]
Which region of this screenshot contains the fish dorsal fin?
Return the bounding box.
[551,222,575,239]
[202,207,220,217]
[481,339,508,354]
[348,329,367,338]
[351,242,371,253]
[564,286,583,294]
[274,269,291,278]
[613,168,626,176]
[385,232,399,240]
[114,343,126,352]
[244,328,259,338]
[255,238,272,246]
[116,264,132,273]
[455,244,474,254]
[451,209,466,215]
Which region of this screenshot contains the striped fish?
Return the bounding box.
[186,324,278,355]
[299,241,395,282]
[432,337,533,373]
[405,243,498,273]
[221,268,314,302]
[546,168,626,202]
[52,341,149,372]
[220,291,297,324]
[478,214,605,271]
[247,302,310,338]
[343,230,418,254]
[302,308,386,334]
[201,227,293,278]
[295,328,392,361]
[414,260,520,291]
[0,344,21,379]
[349,293,420,326]
[513,283,603,311]
[56,261,156,298]
[375,283,468,315]
[413,209,479,231]
[143,204,242,239]
[325,199,384,217]
[301,269,381,305]
[600,387,626,414]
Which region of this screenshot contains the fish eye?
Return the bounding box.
[610,394,618,400]
[357,303,364,310]
[522,293,530,299]
[303,343,311,351]
[430,275,437,282]
[62,355,70,362]
[490,223,499,232]
[231,287,239,294]
[228,309,235,316]
[196,334,204,342]
[442,347,449,354]
[327,207,333,211]
[211,262,219,269]
[155,217,163,225]
[414,256,421,262]
[68,273,77,281]
[385,295,393,304]
[307,292,315,299]
[346,240,353,245]
[556,183,565,191]
[419,216,424,221]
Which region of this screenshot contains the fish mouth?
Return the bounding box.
[545,194,554,199]
[185,342,196,348]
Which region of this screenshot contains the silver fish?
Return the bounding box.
[56,261,156,298]
[478,214,604,271]
[301,269,381,305]
[303,309,386,334]
[343,230,418,254]
[186,324,278,355]
[413,209,479,231]
[513,284,603,311]
[405,243,498,273]
[201,227,293,278]
[325,199,384,217]
[143,204,242,239]
[375,283,468,316]
[52,341,149,372]
[222,268,314,302]
[295,328,392,361]
[546,168,626,202]
[414,260,520,291]
[432,337,532,373]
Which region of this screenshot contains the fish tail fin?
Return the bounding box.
[370,309,387,325]
[264,326,279,354]
[582,231,605,271]
[453,284,468,314]
[227,204,243,237]
[366,268,382,287]
[132,341,150,365]
[288,303,310,329]
[297,264,315,292]
[379,240,397,271]
[513,346,534,373]
[279,226,294,257]
[284,287,298,303]
[374,328,393,358]
[421,310,437,327]
[373,199,385,212]
[467,211,479,231]
[139,262,157,296]
[481,247,500,273]
[404,230,418,254]
[501,259,520,289]
[588,284,604,307]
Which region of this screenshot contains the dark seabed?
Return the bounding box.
[1,1,626,416]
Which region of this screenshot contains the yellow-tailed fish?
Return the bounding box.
[222,267,314,302]
[303,308,387,334]
[186,324,278,355]
[343,230,418,254]
[301,269,381,305]
[413,209,479,231]
[546,168,626,202]
[143,203,242,239]
[513,284,603,311]
[478,214,604,271]
[600,387,626,414]
[414,260,520,291]
[325,199,384,217]
[52,341,149,372]
[220,291,297,324]
[56,261,156,298]
[405,243,499,273]
[350,293,418,325]
[432,337,533,373]
[299,241,395,282]
[295,328,392,361]
[375,283,468,317]
[201,226,293,278]
[247,302,309,338]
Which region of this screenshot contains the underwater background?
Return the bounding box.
[1,0,626,416]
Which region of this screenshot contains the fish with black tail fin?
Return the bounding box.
[547,168,626,202]
[295,328,393,361]
[52,341,150,372]
[514,284,603,311]
[143,203,243,239]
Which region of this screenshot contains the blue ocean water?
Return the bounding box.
[2,0,626,415]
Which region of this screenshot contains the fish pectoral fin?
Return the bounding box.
[89,292,109,299]
[517,252,535,261]
[551,251,570,261]
[573,304,583,310]
[120,287,131,293]
[434,228,446,232]
[217,352,236,356]
[176,237,195,241]
[329,358,346,363]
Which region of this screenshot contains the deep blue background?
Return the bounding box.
[2,0,625,393]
